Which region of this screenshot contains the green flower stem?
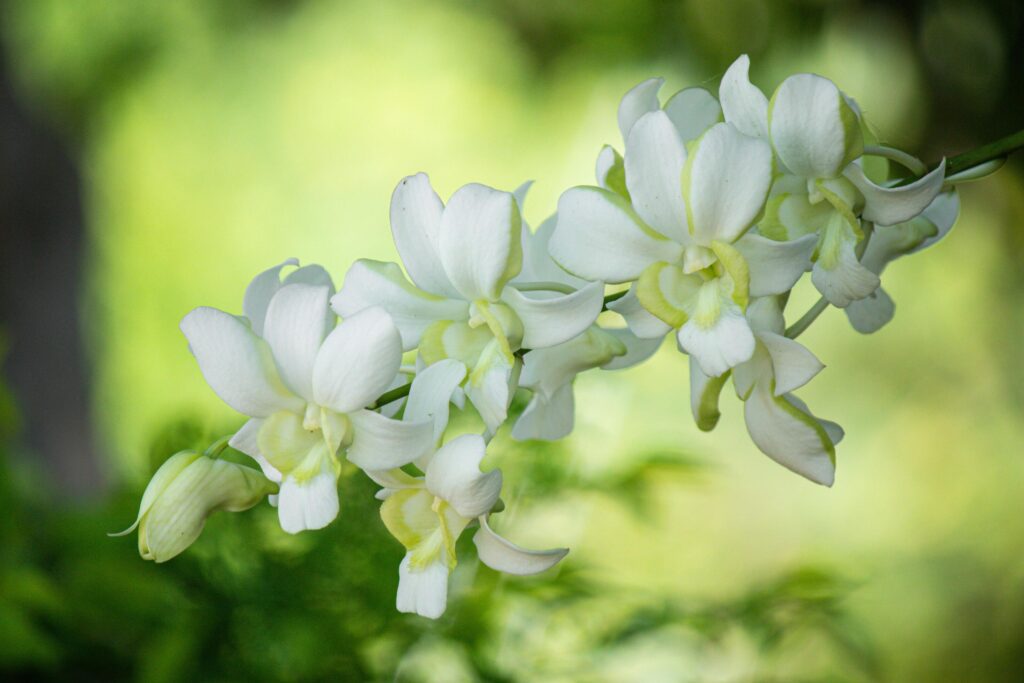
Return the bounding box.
[602,290,627,310]
[371,382,413,409]
[785,296,829,339]
[943,128,1024,177]
[203,435,232,459]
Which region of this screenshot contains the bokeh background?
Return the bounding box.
[1,0,1023,680]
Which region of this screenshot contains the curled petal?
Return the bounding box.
[607,284,673,339]
[719,54,768,140]
[689,357,729,432]
[263,283,333,402]
[757,331,824,395]
[425,434,502,518]
[502,281,604,349]
[844,287,895,334]
[734,233,816,297]
[677,305,756,377]
[512,383,575,442]
[347,409,434,470]
[473,516,568,575]
[404,359,467,444]
[617,77,664,140]
[844,160,947,226]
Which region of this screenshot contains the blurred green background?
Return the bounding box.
[1,0,1022,680]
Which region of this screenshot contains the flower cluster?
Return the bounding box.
[119,55,964,619]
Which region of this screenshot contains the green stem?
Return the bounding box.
[785,296,829,339]
[602,290,627,310]
[372,382,413,409]
[204,435,232,459]
[944,128,1024,177]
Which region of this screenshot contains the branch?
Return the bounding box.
[943,128,1024,177]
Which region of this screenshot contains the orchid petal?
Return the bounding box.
[677,304,756,377]
[243,258,298,336]
[438,183,522,302]
[663,87,722,142]
[602,328,663,370]
[768,73,863,180]
[473,516,568,575]
[719,54,768,140]
[683,122,773,245]
[624,110,689,243]
[617,77,663,140]
[735,233,816,297]
[595,145,629,199]
[607,284,673,339]
[551,187,683,283]
[277,455,340,534]
[689,357,729,431]
[465,339,514,435]
[180,307,303,417]
[844,287,895,334]
[512,383,575,442]
[404,359,467,444]
[313,306,403,414]
[743,382,837,486]
[391,173,460,298]
[425,434,502,518]
[397,554,449,619]
[844,160,947,226]
[262,283,332,402]
[332,259,468,350]
[229,418,282,483]
[502,281,604,349]
[346,409,434,470]
[757,331,824,395]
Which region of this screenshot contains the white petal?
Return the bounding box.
[844,287,895,334]
[390,173,459,298]
[743,383,837,486]
[425,434,502,517]
[606,284,672,339]
[595,145,618,189]
[404,358,467,443]
[551,187,683,283]
[262,283,332,401]
[684,122,773,244]
[438,183,522,302]
[624,110,689,243]
[313,306,403,414]
[844,160,947,226]
[519,326,625,395]
[180,307,303,417]
[111,450,201,536]
[768,73,863,179]
[502,281,604,349]
[397,554,449,619]
[364,467,422,491]
[283,264,334,291]
[511,383,575,442]
[663,87,722,142]
[617,77,663,140]
[346,409,434,470]
[473,516,568,575]
[734,233,816,297]
[602,328,663,370]
[331,259,468,350]
[243,258,298,336]
[811,238,880,308]
[677,306,756,377]
[228,418,282,483]
[757,331,824,395]
[719,54,768,140]
[465,340,514,435]
[277,460,339,533]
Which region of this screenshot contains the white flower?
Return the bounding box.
[112,450,276,562]
[551,113,814,377]
[180,262,436,534]
[369,434,567,619]
[690,297,842,485]
[720,55,947,307]
[333,175,604,434]
[845,190,960,333]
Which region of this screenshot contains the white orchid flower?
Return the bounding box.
[181,264,437,534]
[333,175,604,434]
[845,190,960,333]
[690,297,842,486]
[112,450,276,562]
[720,54,947,307]
[596,77,723,197]
[552,116,816,377]
[369,434,567,619]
